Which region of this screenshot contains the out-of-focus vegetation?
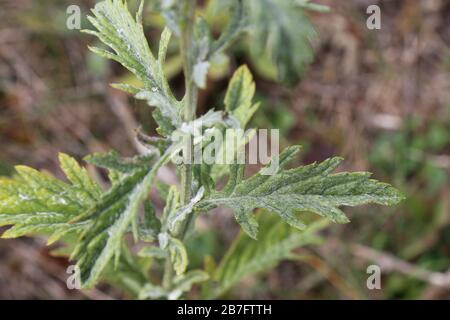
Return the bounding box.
[0,0,449,299]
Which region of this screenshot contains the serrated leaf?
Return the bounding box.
[197,146,405,239]
[158,27,172,65]
[59,154,103,199]
[214,213,327,297]
[134,88,181,128]
[136,128,171,154]
[169,110,240,172]
[193,164,215,196]
[71,168,147,287]
[85,0,180,134]
[103,243,151,296]
[205,66,259,181]
[0,154,100,242]
[192,17,212,89]
[154,0,180,36]
[209,0,247,58]
[245,0,320,85]
[178,110,235,134]
[72,148,174,288]
[139,202,161,242]
[153,109,176,137]
[85,150,157,174]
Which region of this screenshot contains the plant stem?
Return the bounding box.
[180,0,197,124]
[163,0,197,292]
[162,258,173,290]
[179,0,197,207]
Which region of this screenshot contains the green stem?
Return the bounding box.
[180,0,197,209]
[162,0,197,292]
[179,0,197,229]
[180,0,197,124]
[162,258,173,290]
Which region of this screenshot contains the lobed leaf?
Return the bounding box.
[0,154,101,242]
[197,146,405,239]
[103,243,152,296]
[71,147,174,288]
[192,17,212,89]
[205,66,259,181]
[85,0,181,135]
[214,214,327,297]
[245,0,320,85]
[138,270,208,300]
[209,0,247,58]
[139,202,161,242]
[84,150,157,174]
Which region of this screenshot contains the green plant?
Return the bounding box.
[0,0,404,299]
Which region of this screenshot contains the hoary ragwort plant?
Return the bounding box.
[0,0,404,299]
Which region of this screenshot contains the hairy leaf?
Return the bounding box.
[205,65,259,181]
[139,270,208,300]
[245,0,320,85]
[103,243,152,296]
[167,186,205,235]
[209,0,247,58]
[224,65,259,128]
[193,17,212,89]
[152,0,181,36]
[85,0,181,134]
[168,237,188,276]
[160,186,180,231]
[168,270,209,300]
[139,202,161,242]
[138,246,166,259]
[214,214,327,297]
[198,146,404,239]
[0,154,101,242]
[72,148,173,288]
[85,150,157,174]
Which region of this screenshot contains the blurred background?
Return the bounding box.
[0,0,449,299]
